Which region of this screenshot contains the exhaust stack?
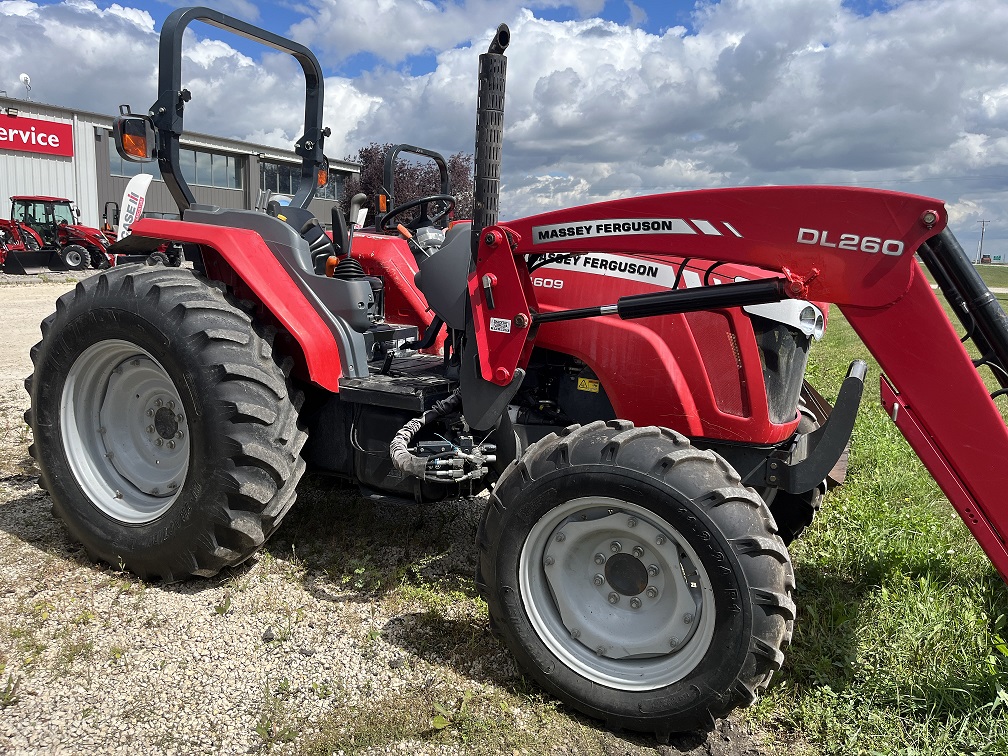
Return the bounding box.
[471,23,510,260]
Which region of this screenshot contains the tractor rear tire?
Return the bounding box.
[25,265,307,581]
[60,244,88,271]
[477,420,794,737]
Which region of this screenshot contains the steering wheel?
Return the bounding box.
[379,194,455,233]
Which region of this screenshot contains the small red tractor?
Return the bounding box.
[0,195,116,273]
[23,7,1008,737]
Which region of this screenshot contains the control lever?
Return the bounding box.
[397,224,428,259]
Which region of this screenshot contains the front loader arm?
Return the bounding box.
[468,185,1008,582]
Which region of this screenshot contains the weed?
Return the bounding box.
[214,592,232,615]
[0,673,19,708]
[255,685,298,747]
[311,680,335,699]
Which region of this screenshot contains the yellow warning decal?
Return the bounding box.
[577,378,600,393]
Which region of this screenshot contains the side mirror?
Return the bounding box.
[112,110,156,162]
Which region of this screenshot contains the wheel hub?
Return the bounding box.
[61,340,190,523]
[154,405,180,439]
[541,510,702,658]
[604,552,648,596]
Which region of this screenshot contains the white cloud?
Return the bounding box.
[2,0,1008,251]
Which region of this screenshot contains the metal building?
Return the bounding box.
[0,96,360,230]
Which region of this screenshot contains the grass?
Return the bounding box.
[919,263,1008,291]
[746,283,1008,755]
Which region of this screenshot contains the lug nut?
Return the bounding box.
[632,546,644,558]
[610,541,622,553]
[648,564,659,577]
[146,408,154,417]
[596,646,607,656]
[167,440,176,450]
[627,517,637,528]
[176,431,184,439]
[156,398,163,407]
[593,574,605,586]
[571,629,580,639]
[646,587,658,598]
[544,555,554,566]
[656,535,666,546]
[146,425,155,434]
[629,597,641,609]
[176,414,184,423]
[168,400,175,410]
[156,438,164,447]
[594,553,606,565]
[683,613,694,624]
[669,637,680,647]
[608,592,619,605]
[555,532,566,543]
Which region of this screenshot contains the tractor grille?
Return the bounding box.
[751,315,810,425]
[685,310,748,417]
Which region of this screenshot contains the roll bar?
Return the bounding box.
[149,6,329,213]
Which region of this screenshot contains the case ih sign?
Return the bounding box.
[0,113,73,157]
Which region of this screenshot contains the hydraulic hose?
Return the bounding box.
[389,390,463,478]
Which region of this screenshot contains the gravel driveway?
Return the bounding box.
[0,269,784,756]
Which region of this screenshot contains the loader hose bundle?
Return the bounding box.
[389,391,464,477]
[389,391,495,482]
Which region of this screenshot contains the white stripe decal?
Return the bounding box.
[692,219,721,236]
[723,222,743,238]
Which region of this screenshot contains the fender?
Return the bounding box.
[120,217,344,391]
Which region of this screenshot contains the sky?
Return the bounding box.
[1,0,1007,256]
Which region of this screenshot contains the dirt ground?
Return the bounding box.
[0,270,790,755]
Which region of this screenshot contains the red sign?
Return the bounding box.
[0,114,73,157]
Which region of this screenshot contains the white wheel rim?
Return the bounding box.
[61,339,190,523]
[519,496,716,691]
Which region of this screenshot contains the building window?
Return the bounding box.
[110,143,243,190]
[317,170,345,201]
[108,148,158,180]
[260,161,299,196]
[260,160,344,201]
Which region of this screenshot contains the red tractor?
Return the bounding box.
[0,195,115,273]
[23,7,1008,738]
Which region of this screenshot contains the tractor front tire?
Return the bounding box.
[60,244,88,271]
[25,265,307,581]
[89,248,111,269]
[477,420,794,736]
